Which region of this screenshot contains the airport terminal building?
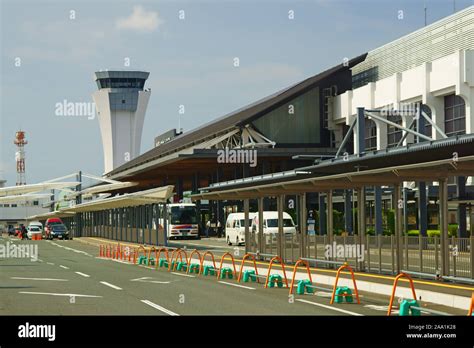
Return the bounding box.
[104,6,473,238]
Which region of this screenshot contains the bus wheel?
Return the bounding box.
[227,236,232,246]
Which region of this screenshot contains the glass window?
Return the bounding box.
[364,118,377,151]
[387,114,403,147]
[252,87,320,144]
[444,94,465,137]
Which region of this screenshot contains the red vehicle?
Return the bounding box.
[44,218,64,239]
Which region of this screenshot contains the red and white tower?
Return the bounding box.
[14,130,27,186]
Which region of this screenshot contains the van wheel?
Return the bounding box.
[227,236,232,246]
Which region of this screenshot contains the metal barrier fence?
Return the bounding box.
[246,232,473,280]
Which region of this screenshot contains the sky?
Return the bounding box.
[0,0,472,185]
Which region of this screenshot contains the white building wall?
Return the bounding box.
[334,49,474,151]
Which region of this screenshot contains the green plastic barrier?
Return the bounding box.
[220,267,233,279]
[268,274,283,288]
[334,286,353,303]
[242,270,257,283]
[188,263,200,274]
[137,256,147,265]
[203,265,216,276]
[176,262,188,271]
[158,258,168,268]
[296,279,313,295]
[399,299,421,316]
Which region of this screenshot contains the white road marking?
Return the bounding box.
[218,281,255,290]
[296,299,363,316]
[11,277,68,282]
[100,281,122,290]
[141,300,179,316]
[131,277,171,284]
[59,265,69,269]
[46,262,55,265]
[19,291,102,298]
[50,241,92,257]
[75,272,90,278]
[171,272,195,278]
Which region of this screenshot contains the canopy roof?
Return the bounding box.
[62,185,174,213]
[192,156,474,200]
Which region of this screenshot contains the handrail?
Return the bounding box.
[216,252,237,279]
[168,248,188,271]
[200,251,217,275]
[264,256,289,288]
[153,247,170,268]
[187,249,202,274]
[387,272,417,316]
[330,263,360,304]
[237,253,260,283]
[289,259,312,294]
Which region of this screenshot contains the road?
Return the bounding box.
[0,235,466,315]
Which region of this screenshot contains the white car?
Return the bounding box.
[225,212,257,245]
[27,225,43,239]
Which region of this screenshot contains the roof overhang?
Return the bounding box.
[63,185,174,213]
[192,155,474,200]
[0,182,80,197]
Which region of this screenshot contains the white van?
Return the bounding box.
[225,213,257,246]
[251,212,297,236]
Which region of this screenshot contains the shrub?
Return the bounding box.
[427,230,440,238]
[407,230,420,236]
[366,228,375,236]
[448,224,458,238]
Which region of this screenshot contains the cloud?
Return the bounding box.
[116,6,163,32]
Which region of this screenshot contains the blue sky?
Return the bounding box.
[0,0,472,185]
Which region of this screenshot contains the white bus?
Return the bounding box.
[160,203,200,240]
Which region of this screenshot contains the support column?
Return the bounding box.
[327,190,334,245]
[356,107,365,154]
[457,176,467,237]
[258,197,264,256]
[357,187,366,271]
[439,178,449,276]
[277,195,284,259]
[374,186,383,235]
[244,198,250,254]
[344,189,353,234]
[299,194,307,259]
[394,184,403,273]
[418,182,428,236]
[403,187,409,235]
[318,193,327,235]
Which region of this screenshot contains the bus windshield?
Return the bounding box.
[170,206,198,224]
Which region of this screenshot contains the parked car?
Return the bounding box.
[47,224,70,240]
[27,225,43,240]
[225,212,257,246]
[44,218,64,239]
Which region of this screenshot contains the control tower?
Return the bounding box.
[92,71,151,173]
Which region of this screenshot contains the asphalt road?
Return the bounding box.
[0,235,465,315]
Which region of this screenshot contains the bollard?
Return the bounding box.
[399,300,421,316]
[219,267,233,279]
[268,274,283,288]
[242,270,257,283]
